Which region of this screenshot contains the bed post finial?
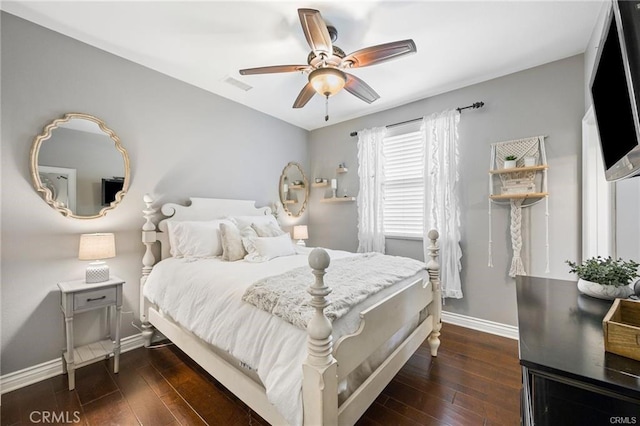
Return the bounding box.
[302,248,338,425]
[141,194,157,347]
[426,229,442,356]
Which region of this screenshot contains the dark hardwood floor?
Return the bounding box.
[1,323,521,425]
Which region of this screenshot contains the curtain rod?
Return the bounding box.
[349,101,485,137]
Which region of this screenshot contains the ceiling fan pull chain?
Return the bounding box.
[325,95,330,121]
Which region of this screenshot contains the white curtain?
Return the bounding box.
[422,110,463,298]
[356,127,387,253]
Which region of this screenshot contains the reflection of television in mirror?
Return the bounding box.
[590,0,640,181]
[101,178,124,206]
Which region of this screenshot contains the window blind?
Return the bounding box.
[383,131,424,238]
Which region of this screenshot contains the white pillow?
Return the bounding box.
[231,215,281,231]
[245,233,296,263]
[166,220,231,258]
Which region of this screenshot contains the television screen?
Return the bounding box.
[590,1,640,181]
[101,178,124,206]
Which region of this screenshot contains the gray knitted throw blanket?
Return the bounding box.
[242,253,426,330]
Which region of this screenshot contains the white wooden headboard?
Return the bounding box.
[143,195,271,263]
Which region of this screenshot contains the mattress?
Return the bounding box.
[143,249,426,425]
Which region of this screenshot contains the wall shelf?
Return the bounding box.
[289,184,305,189]
[283,200,298,204]
[336,167,348,174]
[321,197,355,203]
[490,192,548,200]
[489,165,548,175]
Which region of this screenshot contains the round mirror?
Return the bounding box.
[30,113,130,219]
[279,162,309,217]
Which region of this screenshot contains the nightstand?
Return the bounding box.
[57,277,124,390]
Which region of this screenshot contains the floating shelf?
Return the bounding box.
[312,182,329,188]
[321,197,356,203]
[337,167,348,174]
[489,165,548,175]
[289,184,305,189]
[283,200,298,204]
[490,192,549,200]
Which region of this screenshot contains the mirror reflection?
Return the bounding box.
[30,113,130,219]
[279,162,309,217]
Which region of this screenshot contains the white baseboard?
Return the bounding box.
[441,311,519,340]
[0,333,144,395]
[0,315,518,396]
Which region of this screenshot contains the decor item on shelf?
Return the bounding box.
[567,256,639,300]
[315,178,323,183]
[488,136,549,278]
[79,233,116,283]
[504,155,517,169]
[331,178,337,198]
[293,225,309,247]
[524,156,537,167]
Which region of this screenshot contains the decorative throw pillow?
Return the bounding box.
[220,223,247,261]
[251,221,285,238]
[220,224,259,261]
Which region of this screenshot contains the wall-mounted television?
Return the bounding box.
[101,177,124,206]
[590,0,640,181]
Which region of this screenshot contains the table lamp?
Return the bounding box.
[79,233,116,283]
[293,225,309,247]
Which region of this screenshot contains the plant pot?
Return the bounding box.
[504,160,517,169]
[577,278,634,300]
[524,157,536,167]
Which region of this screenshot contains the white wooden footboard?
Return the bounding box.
[304,229,442,426]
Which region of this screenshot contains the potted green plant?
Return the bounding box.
[566,256,639,300]
[504,155,517,169]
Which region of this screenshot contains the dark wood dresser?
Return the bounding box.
[516,276,640,425]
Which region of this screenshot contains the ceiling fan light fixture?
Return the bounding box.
[309,68,346,97]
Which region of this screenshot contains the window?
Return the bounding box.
[383,130,424,238]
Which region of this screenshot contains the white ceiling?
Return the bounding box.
[2,1,605,130]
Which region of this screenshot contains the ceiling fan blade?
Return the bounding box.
[293,82,316,108]
[298,8,332,56]
[239,65,309,75]
[344,73,380,104]
[342,39,417,68]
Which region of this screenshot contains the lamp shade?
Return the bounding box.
[309,68,346,97]
[293,225,309,240]
[79,233,116,260]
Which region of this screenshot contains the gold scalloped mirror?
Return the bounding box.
[30,113,130,219]
[279,162,309,217]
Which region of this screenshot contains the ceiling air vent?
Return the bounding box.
[223,76,252,92]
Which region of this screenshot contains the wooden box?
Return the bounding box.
[603,298,640,361]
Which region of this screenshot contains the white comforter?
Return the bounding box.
[143,249,425,425]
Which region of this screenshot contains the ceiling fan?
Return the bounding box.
[239,8,417,120]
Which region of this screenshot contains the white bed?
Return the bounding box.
[140,196,442,425]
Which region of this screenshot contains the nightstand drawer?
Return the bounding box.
[73,287,117,311]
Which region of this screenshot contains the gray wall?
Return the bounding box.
[308,55,585,326]
[1,13,308,375]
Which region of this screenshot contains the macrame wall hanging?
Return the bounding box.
[488,136,549,277]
